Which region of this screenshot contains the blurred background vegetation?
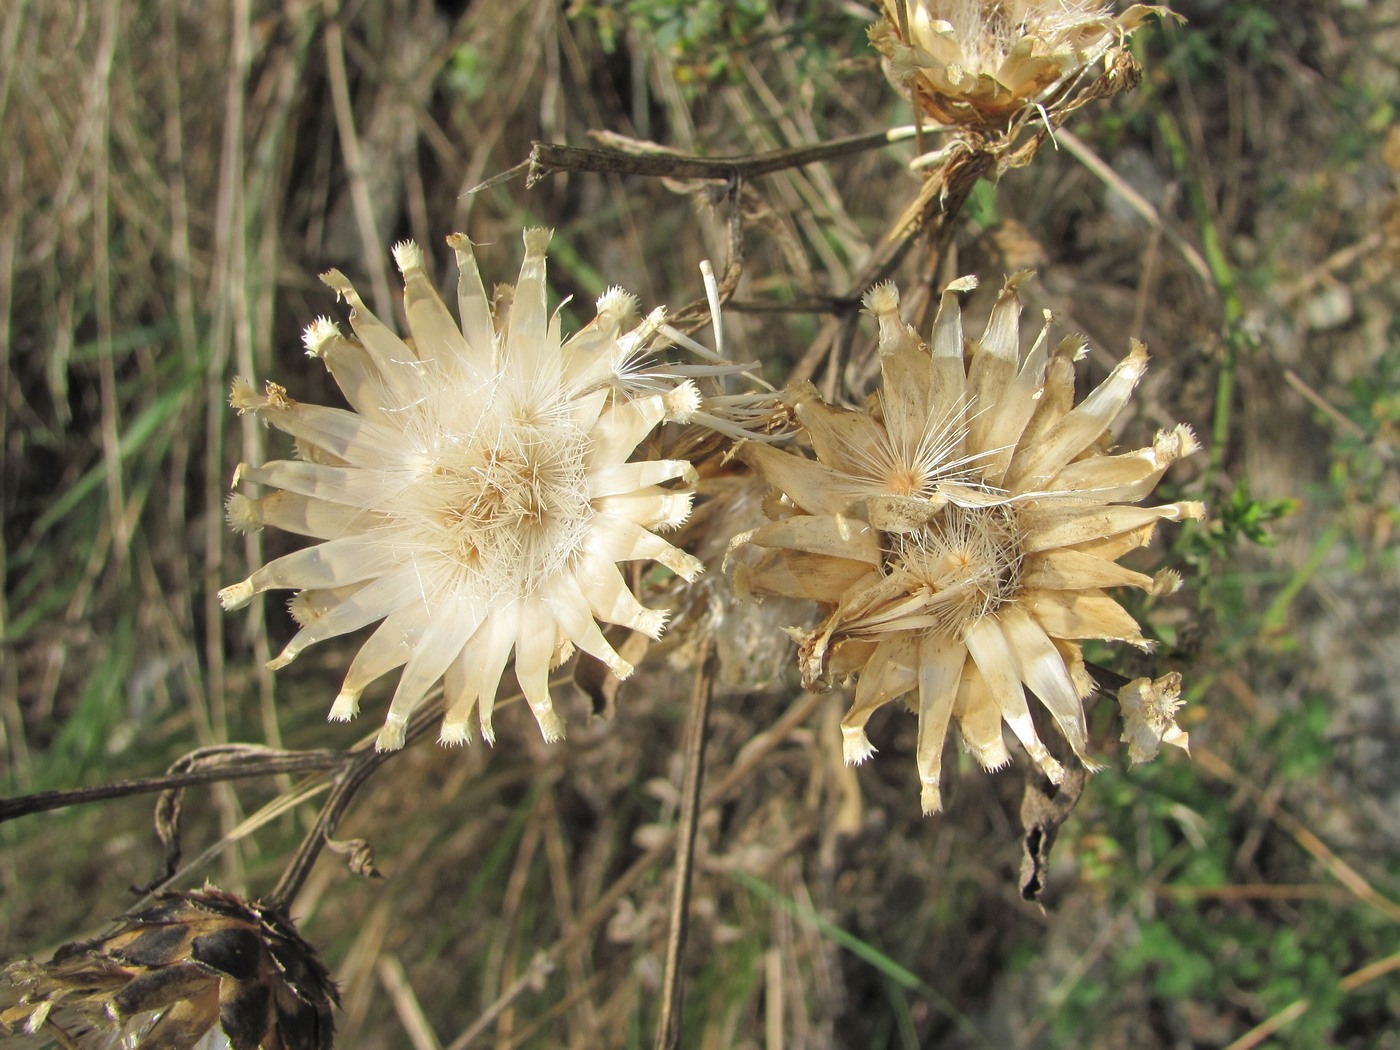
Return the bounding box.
[3,0,1399,1046]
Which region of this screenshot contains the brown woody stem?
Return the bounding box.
[468,129,907,194]
[654,640,717,1050]
[0,749,344,823]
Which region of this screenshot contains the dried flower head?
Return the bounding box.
[1117,670,1189,763]
[1,888,336,1050]
[869,0,1167,130]
[734,275,1202,813]
[221,230,705,750]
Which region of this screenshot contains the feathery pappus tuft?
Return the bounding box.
[221,230,710,751]
[732,275,1202,815]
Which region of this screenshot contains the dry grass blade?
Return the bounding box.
[378,954,443,1050]
[443,952,554,1050]
[1224,950,1400,1050]
[1057,127,1213,285]
[1193,746,1400,927]
[323,18,394,318]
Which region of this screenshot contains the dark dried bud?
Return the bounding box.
[1,887,337,1050]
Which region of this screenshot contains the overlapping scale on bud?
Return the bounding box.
[221,230,711,751]
[869,1,1169,132]
[732,274,1201,814]
[0,888,336,1050]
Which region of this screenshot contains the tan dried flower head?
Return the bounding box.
[869,1,1167,129]
[1118,670,1189,763]
[734,275,1201,813]
[221,230,705,751]
[0,888,336,1050]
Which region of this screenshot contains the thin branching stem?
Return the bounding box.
[263,750,394,914]
[444,690,825,1048]
[264,699,442,913]
[724,295,861,314]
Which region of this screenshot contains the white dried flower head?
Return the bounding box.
[869,0,1169,129]
[1117,671,1189,763]
[220,230,705,751]
[735,276,1202,814]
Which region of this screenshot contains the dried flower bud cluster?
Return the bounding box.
[0,889,336,1050]
[732,276,1199,813]
[221,230,705,750]
[869,0,1167,130]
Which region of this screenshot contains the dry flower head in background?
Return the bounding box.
[869,0,1168,131]
[733,275,1201,813]
[220,229,707,752]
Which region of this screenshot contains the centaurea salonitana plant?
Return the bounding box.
[221,229,709,751]
[732,276,1201,813]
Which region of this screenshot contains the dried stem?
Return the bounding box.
[264,700,441,913]
[724,294,860,315]
[1224,950,1400,1050]
[0,747,344,823]
[496,122,976,386]
[654,639,717,1050]
[471,129,906,195]
[1057,127,1212,285]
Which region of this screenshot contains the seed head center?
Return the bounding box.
[894,504,1024,635]
[421,413,592,594]
[885,467,924,497]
